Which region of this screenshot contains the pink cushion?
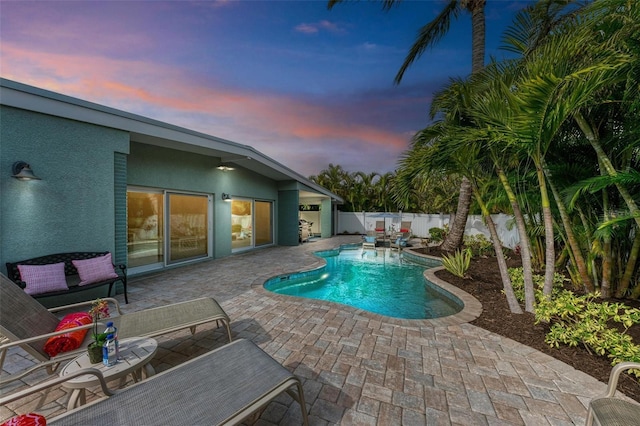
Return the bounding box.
[72,253,118,286]
[18,262,68,295]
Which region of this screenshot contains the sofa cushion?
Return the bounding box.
[17,262,69,295]
[43,312,92,357]
[72,253,118,286]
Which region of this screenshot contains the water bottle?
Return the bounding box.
[102,334,117,366]
[104,321,119,359]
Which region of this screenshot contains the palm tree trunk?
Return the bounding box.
[496,167,536,312]
[575,112,640,229]
[617,230,640,298]
[543,163,595,293]
[473,187,522,314]
[441,177,472,251]
[599,158,613,298]
[442,1,485,252]
[536,164,556,296]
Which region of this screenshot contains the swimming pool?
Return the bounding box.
[264,248,462,320]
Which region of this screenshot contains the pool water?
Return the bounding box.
[264,248,462,320]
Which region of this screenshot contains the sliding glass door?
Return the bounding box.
[167,193,209,263]
[127,188,211,271]
[231,198,273,251]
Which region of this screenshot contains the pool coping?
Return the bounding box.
[253,244,482,328]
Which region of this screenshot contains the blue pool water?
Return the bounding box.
[264,248,462,319]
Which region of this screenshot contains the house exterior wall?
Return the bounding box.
[127,142,283,258]
[1,95,335,290]
[278,189,300,246]
[0,106,129,271]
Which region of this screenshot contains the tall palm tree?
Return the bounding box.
[329,0,487,251]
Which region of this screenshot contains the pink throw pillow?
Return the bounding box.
[72,253,118,286]
[18,262,69,295]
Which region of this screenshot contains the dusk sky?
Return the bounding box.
[1,0,532,178]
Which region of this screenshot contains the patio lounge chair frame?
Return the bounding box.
[0,339,309,426]
[0,273,232,384]
[586,361,640,426]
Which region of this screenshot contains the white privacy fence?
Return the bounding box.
[337,212,520,249]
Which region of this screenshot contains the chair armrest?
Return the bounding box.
[0,368,114,406]
[116,264,127,275]
[48,297,123,315]
[602,362,640,398]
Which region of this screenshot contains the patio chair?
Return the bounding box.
[375,221,386,240]
[0,273,232,384]
[400,221,412,239]
[0,339,309,425]
[586,361,640,426]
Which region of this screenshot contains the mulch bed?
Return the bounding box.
[413,246,640,403]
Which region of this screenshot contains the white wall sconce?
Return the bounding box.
[222,193,232,202]
[12,161,41,181]
[217,164,235,171]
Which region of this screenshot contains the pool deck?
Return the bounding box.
[1,236,615,424]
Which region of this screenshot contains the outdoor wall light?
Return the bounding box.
[217,164,235,171]
[12,161,41,181]
[222,193,232,202]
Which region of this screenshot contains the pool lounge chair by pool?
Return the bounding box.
[0,273,232,384]
[0,339,309,425]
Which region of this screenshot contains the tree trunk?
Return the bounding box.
[441,176,472,251]
[617,230,640,298]
[599,158,613,298]
[441,1,485,252]
[544,163,595,293]
[473,188,522,314]
[537,164,556,297]
[496,167,536,312]
[575,113,640,229]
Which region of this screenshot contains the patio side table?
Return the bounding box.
[59,337,158,410]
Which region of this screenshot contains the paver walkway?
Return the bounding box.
[1,236,617,425]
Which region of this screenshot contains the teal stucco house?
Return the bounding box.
[1,78,342,283]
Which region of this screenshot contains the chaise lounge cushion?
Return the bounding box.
[43,312,92,357]
[18,262,68,295]
[72,253,118,286]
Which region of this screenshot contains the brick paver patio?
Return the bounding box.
[1,236,615,425]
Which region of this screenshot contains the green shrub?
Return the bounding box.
[508,267,565,303]
[535,290,640,373]
[441,248,472,279]
[428,225,449,244]
[464,234,495,257]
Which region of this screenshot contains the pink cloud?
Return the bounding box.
[1,41,409,174]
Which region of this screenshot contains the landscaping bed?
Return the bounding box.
[414,246,640,403]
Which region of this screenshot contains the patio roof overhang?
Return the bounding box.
[0,78,343,204]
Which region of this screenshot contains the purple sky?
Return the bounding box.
[1,0,531,177]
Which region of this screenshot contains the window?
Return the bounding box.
[127,188,211,271]
[231,199,273,251]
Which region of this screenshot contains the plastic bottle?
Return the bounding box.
[104,321,119,359]
[102,334,117,366]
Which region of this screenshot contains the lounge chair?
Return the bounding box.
[362,231,377,250]
[374,221,386,240]
[399,221,412,239]
[0,339,309,425]
[0,273,232,384]
[586,361,640,426]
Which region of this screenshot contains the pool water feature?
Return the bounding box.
[264,248,462,320]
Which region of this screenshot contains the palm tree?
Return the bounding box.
[328,0,487,251]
